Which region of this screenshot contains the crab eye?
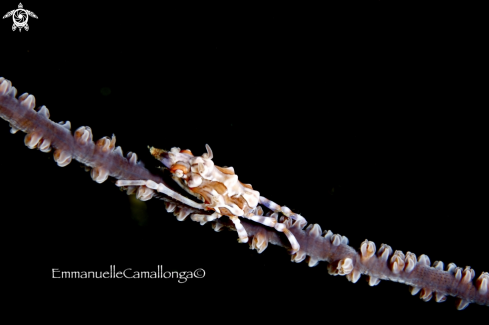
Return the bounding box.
[174,169,184,178]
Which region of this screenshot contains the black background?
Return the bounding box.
[1,1,487,319]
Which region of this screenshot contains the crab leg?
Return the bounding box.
[274,223,300,253]
[243,214,300,253]
[116,179,205,210]
[229,216,249,243]
[244,214,277,227]
[259,196,307,224]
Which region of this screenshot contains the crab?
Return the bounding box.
[115,144,304,253]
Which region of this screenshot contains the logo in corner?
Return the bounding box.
[3,3,38,32]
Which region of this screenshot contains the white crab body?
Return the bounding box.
[153,145,260,217]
